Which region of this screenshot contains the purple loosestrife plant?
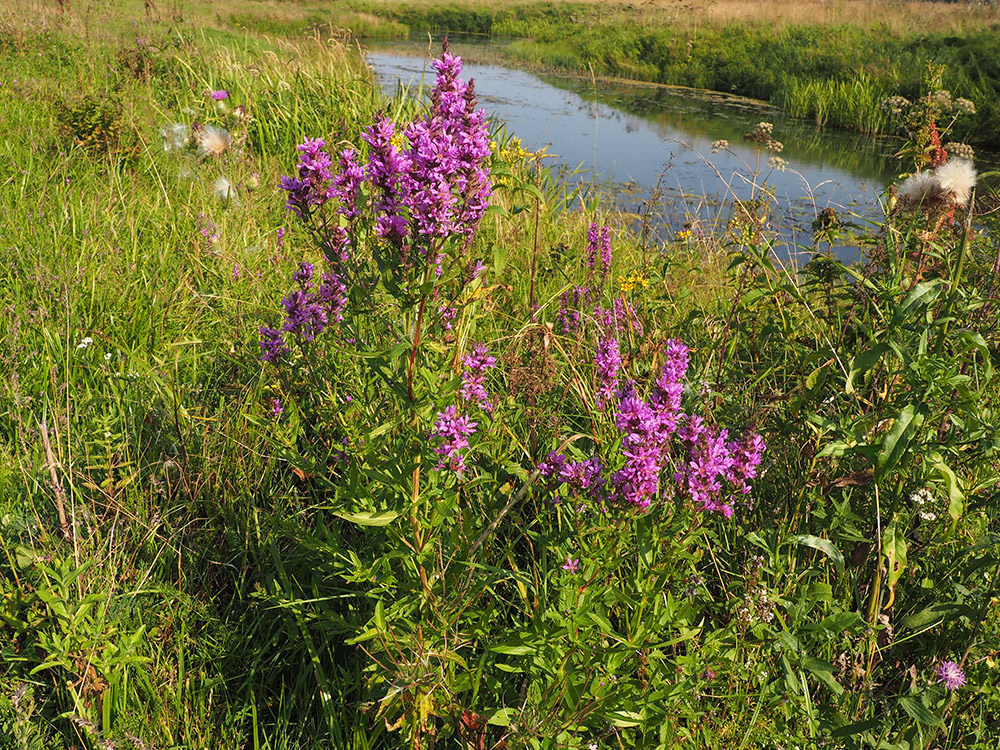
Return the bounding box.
[460,342,497,413]
[541,327,765,516]
[594,336,622,407]
[433,405,477,477]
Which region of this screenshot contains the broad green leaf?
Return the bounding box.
[802,656,844,696]
[846,343,889,395]
[487,707,517,726]
[890,280,941,326]
[877,405,924,476]
[883,517,907,590]
[898,695,943,727]
[333,510,400,526]
[830,717,881,738]
[603,710,644,727]
[790,535,845,572]
[929,454,965,520]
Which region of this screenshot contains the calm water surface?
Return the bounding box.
[366,40,906,259]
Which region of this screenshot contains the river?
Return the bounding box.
[366,38,911,261]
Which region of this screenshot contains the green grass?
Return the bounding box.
[2,1,1000,749]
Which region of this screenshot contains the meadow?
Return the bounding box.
[228,0,1000,148]
[1,1,1000,749]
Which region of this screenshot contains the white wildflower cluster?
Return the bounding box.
[768,156,788,172]
[736,581,774,628]
[897,158,976,209]
[76,336,93,350]
[711,139,729,153]
[910,487,939,522]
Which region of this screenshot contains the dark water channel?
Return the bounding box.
[366,38,909,261]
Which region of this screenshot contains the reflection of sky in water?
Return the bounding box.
[366,47,899,259]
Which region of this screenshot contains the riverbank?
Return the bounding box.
[231,0,1000,148]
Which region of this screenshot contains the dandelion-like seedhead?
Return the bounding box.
[196,124,230,158]
[897,157,976,211]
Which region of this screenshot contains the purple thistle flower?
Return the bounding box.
[460,342,497,412]
[210,89,228,101]
[935,661,966,690]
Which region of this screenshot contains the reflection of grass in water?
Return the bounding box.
[535,73,903,183]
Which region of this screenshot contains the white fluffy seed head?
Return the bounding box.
[897,171,940,206]
[933,158,976,206]
[213,177,234,201]
[197,125,230,158]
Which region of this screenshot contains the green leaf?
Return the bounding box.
[487,644,534,656]
[603,710,644,727]
[846,343,889,395]
[883,517,908,590]
[790,535,845,572]
[929,454,965,520]
[830,717,881,738]
[877,405,924,477]
[898,695,943,727]
[890,280,941,326]
[487,707,517,726]
[802,656,844,696]
[333,510,400,527]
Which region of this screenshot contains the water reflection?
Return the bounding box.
[365,40,907,260]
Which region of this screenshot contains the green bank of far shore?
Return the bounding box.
[232,0,1000,148]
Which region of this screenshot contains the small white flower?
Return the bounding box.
[104,352,113,361]
[76,336,93,350]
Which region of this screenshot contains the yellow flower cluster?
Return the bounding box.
[619,272,649,293]
[495,136,528,164]
[676,229,693,241]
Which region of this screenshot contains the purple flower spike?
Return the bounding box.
[460,342,497,412]
[935,661,966,690]
[594,336,622,407]
[433,405,478,477]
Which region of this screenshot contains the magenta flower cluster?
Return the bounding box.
[541,339,765,517]
[460,343,497,412]
[263,44,493,362]
[259,260,348,361]
[432,342,496,477]
[585,222,612,280]
[433,405,478,477]
[362,43,492,259]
